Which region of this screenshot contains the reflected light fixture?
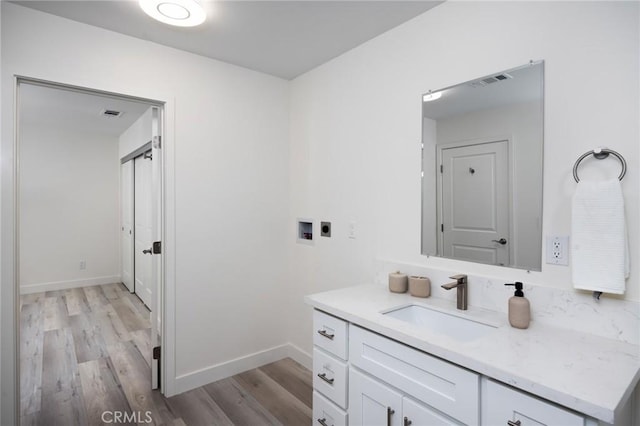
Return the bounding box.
[139,0,206,27]
[423,91,442,102]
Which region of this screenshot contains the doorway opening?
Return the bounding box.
[16,78,166,424]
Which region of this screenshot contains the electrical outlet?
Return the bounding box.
[546,236,569,265]
[79,260,86,270]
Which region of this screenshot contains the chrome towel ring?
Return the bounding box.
[573,148,627,183]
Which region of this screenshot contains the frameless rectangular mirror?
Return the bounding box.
[421,61,544,271]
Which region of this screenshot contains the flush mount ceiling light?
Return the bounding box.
[423,91,442,102]
[139,0,206,27]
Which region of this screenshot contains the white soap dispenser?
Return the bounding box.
[504,282,530,329]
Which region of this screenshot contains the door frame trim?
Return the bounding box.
[435,135,514,262]
[5,75,178,424]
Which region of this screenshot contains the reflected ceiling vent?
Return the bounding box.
[101,109,123,118]
[470,73,513,88]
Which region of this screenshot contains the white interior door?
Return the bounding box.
[439,140,510,266]
[149,106,162,390]
[134,153,153,308]
[121,161,134,292]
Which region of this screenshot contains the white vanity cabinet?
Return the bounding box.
[312,308,599,426]
[312,310,350,426]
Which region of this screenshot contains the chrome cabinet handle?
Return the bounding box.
[317,329,335,340]
[404,416,412,426]
[387,407,395,426]
[507,421,521,426]
[317,418,330,426]
[317,373,334,385]
[492,238,508,245]
[142,248,153,254]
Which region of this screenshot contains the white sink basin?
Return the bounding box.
[382,304,497,342]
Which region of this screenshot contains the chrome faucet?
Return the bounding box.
[441,274,468,310]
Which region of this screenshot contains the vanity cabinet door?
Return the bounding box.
[403,397,463,426]
[349,368,402,426]
[482,379,587,426]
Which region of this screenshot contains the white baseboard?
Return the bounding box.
[20,275,121,295]
[174,343,312,395]
[286,343,312,370]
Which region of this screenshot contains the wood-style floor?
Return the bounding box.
[20,283,312,426]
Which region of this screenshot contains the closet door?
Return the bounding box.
[134,153,153,308]
[121,161,134,292]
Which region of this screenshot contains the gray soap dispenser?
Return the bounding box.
[504,282,530,329]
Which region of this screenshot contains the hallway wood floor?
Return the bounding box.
[20,283,312,426]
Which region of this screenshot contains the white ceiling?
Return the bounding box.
[13,0,443,80]
[20,83,152,137]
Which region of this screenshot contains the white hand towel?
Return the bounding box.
[571,179,629,294]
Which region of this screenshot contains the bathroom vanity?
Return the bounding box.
[306,285,639,426]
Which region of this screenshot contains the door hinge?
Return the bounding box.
[153,346,161,360]
[440,164,443,173]
[441,224,444,232]
[152,241,162,254]
[152,135,161,149]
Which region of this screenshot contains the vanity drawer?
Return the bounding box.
[482,379,586,426]
[313,348,348,409]
[313,391,348,426]
[349,325,479,425]
[313,309,348,360]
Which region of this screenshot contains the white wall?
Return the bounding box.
[19,124,120,293]
[119,107,153,158]
[1,3,290,422]
[288,0,639,361]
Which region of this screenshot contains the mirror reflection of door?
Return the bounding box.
[439,139,510,266]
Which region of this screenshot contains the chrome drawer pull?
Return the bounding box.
[317,373,334,385]
[507,421,521,426]
[317,418,330,426]
[387,407,395,426]
[317,329,335,340]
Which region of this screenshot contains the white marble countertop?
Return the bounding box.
[305,284,640,424]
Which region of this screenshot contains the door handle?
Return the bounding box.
[387,407,395,426]
[507,421,521,426]
[142,248,153,254]
[492,238,508,245]
[317,418,330,426]
[404,417,412,426]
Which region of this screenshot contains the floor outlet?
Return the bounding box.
[546,236,569,265]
